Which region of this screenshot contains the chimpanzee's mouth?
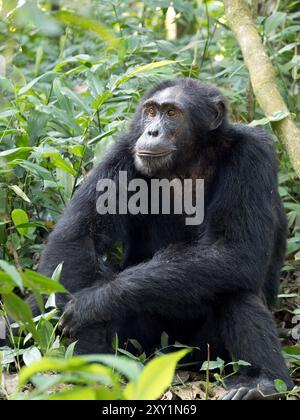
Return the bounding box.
[136,150,173,158]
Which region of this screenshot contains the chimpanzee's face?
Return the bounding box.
[134,86,191,177]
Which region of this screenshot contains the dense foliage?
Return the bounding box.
[0,0,299,400]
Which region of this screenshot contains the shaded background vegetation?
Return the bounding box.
[0,0,299,399]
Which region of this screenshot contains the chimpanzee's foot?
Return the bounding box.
[221,376,290,400]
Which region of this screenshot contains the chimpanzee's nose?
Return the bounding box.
[147,129,159,137]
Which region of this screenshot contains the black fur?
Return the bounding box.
[35,79,293,398]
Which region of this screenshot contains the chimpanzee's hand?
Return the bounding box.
[58,298,80,338]
[58,287,112,338]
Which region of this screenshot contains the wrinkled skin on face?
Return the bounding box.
[134,86,190,176]
[133,84,226,177]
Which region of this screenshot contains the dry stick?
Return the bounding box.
[223,0,300,178]
[246,80,255,122]
[7,240,22,273]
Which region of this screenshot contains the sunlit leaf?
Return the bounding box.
[8,185,31,203]
[41,151,76,176]
[274,379,288,394]
[23,347,42,366]
[0,272,16,293]
[123,349,189,400]
[11,208,29,236]
[22,270,66,295]
[18,72,57,96]
[55,11,118,47]
[3,294,39,342]
[0,260,23,291]
[249,111,290,127]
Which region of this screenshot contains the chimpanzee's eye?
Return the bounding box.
[147,107,156,117]
[167,108,176,117]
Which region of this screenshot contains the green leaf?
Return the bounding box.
[45,263,64,309]
[249,111,290,127]
[18,357,114,387]
[0,272,16,294]
[49,387,98,400]
[65,341,78,359]
[52,156,76,176]
[200,358,225,371]
[113,60,175,89]
[11,65,26,88]
[18,161,53,181]
[23,347,42,366]
[55,11,117,47]
[124,349,189,400]
[42,152,76,176]
[11,208,29,236]
[293,309,300,315]
[36,318,55,352]
[235,360,252,367]
[125,60,175,78]
[22,270,66,295]
[92,91,113,110]
[27,111,49,144]
[8,185,31,203]
[34,46,44,76]
[56,168,75,202]
[269,110,290,122]
[53,54,91,72]
[0,147,32,160]
[18,358,83,385]
[0,109,18,119]
[18,72,57,96]
[49,386,116,400]
[53,79,73,115]
[265,12,287,34]
[0,260,23,291]
[84,354,142,382]
[3,294,39,342]
[61,86,90,113]
[274,379,288,394]
[283,346,300,356]
[51,263,63,283]
[68,145,84,158]
[0,77,14,93]
[14,2,62,37]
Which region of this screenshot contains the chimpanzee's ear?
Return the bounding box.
[209,98,226,130]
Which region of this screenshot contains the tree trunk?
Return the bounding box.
[223,0,300,178]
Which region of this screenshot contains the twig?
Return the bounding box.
[7,241,22,273]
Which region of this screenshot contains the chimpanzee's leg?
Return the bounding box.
[73,323,110,355]
[219,293,293,400]
[73,315,163,356]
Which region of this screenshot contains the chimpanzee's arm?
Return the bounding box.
[38,171,106,294]
[38,139,131,295]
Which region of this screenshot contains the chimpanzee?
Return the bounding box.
[35,78,293,399]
